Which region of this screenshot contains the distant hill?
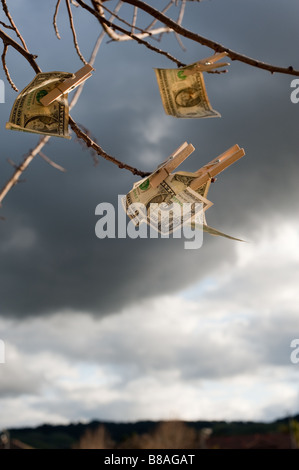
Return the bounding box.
[5,414,299,450]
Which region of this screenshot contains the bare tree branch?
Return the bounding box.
[0,136,50,206]
[120,0,299,76]
[69,116,150,177]
[0,21,147,179]
[78,0,185,66]
[0,4,149,207]
[0,28,41,74]
[1,0,298,211]
[1,0,28,51]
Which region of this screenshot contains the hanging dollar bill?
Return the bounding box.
[154,52,230,119]
[6,71,73,138]
[123,142,245,240]
[155,64,221,119]
[123,171,212,235]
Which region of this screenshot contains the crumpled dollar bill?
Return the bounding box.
[6,71,72,138]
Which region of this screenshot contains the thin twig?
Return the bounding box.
[0,20,13,30]
[0,137,50,205]
[53,0,62,39]
[1,43,18,91]
[177,0,186,25]
[75,122,99,165]
[174,32,186,51]
[132,6,137,34]
[65,0,87,63]
[39,151,67,172]
[7,158,18,169]
[206,69,228,74]
[1,0,28,51]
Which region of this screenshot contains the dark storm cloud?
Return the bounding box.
[0,1,298,317]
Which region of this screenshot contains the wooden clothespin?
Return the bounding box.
[40,64,94,107]
[189,144,245,191]
[150,142,195,188]
[181,52,230,77]
[198,51,229,65]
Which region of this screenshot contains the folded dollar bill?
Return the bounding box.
[6,71,73,138]
[123,142,245,241]
[155,63,221,119]
[124,171,213,235]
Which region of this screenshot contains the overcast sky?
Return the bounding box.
[0,0,299,430]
